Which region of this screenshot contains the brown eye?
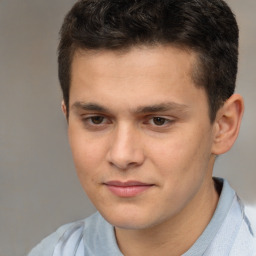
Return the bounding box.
[152,117,167,126]
[90,116,105,124]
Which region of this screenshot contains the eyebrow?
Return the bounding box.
[134,102,189,114]
[72,102,110,113]
[71,101,189,114]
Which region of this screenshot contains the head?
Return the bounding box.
[58,0,239,123]
[57,0,244,234]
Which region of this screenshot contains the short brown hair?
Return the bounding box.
[58,0,239,122]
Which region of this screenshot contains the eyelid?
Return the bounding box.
[144,115,175,126]
[80,113,175,129]
[81,113,109,119]
[81,114,112,125]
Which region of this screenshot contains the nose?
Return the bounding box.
[106,124,145,170]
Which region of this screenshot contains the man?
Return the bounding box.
[28,0,256,255]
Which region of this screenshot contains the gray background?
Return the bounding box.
[0,1,255,255]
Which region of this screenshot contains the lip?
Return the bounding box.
[104,180,154,197]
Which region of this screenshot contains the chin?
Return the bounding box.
[100,208,165,230]
[109,218,152,230]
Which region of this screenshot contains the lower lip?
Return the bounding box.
[106,185,152,197]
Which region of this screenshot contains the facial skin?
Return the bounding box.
[64,45,243,255]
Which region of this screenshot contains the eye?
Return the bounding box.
[81,115,110,127]
[151,117,169,126]
[90,116,105,125]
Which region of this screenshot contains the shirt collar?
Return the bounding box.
[182,177,236,256]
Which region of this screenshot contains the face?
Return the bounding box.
[67,45,217,230]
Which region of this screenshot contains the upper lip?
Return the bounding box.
[104,180,153,187]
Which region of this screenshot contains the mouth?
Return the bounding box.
[103,180,154,198]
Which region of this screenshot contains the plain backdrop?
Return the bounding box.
[0,1,255,255]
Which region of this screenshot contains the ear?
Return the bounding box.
[61,100,68,119]
[211,94,244,155]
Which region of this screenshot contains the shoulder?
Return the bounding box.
[199,179,256,255]
[229,208,256,255]
[27,213,101,256]
[214,195,256,255]
[27,222,76,256]
[219,194,256,255]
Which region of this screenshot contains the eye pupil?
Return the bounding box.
[153,117,166,126]
[91,116,104,124]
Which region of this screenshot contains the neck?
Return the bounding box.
[115,177,219,256]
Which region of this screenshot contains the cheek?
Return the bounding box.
[69,134,110,207]
[69,136,103,201]
[148,133,190,168]
[68,129,105,179]
[150,129,212,178]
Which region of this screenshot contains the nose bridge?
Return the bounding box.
[107,122,144,169]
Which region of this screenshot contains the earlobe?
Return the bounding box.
[212,94,244,155]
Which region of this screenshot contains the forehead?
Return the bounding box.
[72,45,197,85]
[72,45,196,78]
[69,45,207,114]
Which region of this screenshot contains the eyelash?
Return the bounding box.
[82,115,110,127]
[146,117,173,126]
[81,115,174,129]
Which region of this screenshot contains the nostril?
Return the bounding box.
[107,150,145,170]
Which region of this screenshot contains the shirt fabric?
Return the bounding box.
[28,178,256,256]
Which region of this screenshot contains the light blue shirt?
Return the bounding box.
[28,178,256,255]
